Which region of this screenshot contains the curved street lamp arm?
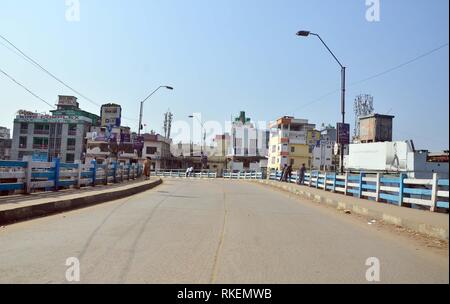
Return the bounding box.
[310,33,344,69]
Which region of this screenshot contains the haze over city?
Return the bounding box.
[0,0,448,150]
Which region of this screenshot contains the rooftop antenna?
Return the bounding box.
[354,94,374,139]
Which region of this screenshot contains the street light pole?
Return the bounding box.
[138,86,174,136]
[296,30,346,173]
[189,114,206,155]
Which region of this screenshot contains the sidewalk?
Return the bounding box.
[253,179,449,240]
[0,178,162,225]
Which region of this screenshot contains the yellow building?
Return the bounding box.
[268,116,316,171]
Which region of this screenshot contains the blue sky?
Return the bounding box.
[0,0,448,150]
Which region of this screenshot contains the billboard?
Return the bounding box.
[101,104,122,127]
[337,123,350,146]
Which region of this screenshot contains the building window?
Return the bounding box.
[33,138,49,149]
[19,137,27,149]
[34,124,50,135]
[20,123,28,134]
[291,147,295,153]
[68,124,77,136]
[146,147,157,154]
[67,138,76,151]
[66,153,75,163]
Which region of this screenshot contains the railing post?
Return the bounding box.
[308,171,312,187]
[54,158,60,192]
[375,173,381,202]
[344,172,348,196]
[76,160,82,189]
[112,162,117,183]
[398,173,406,207]
[430,173,439,212]
[316,171,320,189]
[358,172,364,199]
[332,173,336,193]
[127,164,131,181]
[91,159,97,187]
[25,155,32,194]
[324,172,328,191]
[104,160,109,185]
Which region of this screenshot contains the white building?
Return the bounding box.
[312,141,334,170]
[143,133,173,170]
[228,111,268,171]
[344,141,449,178]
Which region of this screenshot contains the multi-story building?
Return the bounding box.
[312,141,335,171]
[227,111,269,171]
[312,126,338,171]
[0,127,11,160]
[85,125,138,165]
[268,116,316,171]
[142,133,174,170]
[11,96,99,162]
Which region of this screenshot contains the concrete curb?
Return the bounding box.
[0,179,163,226]
[253,180,449,241]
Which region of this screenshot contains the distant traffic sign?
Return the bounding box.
[337,123,350,146]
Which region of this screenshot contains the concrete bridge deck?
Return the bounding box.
[0,179,448,283]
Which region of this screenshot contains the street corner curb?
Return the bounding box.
[0,179,163,226]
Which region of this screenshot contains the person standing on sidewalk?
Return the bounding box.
[144,157,152,180]
[297,163,306,185]
[285,164,293,182]
[280,164,287,182]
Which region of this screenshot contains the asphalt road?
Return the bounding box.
[0,179,448,284]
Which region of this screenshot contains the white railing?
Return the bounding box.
[268,170,449,212]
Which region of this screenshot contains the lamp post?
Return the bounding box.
[188,114,206,155]
[296,30,346,173]
[138,86,173,136]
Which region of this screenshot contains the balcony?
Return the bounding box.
[33,144,49,150]
[67,145,76,151]
[68,130,77,136]
[20,129,28,135]
[34,130,50,135]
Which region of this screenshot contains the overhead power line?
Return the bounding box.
[0,34,101,107]
[0,34,138,122]
[291,42,449,113]
[0,67,55,109]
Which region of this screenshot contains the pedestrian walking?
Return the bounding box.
[144,157,151,180]
[285,165,293,182]
[280,164,287,182]
[297,163,306,185]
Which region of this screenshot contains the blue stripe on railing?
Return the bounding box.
[32,172,54,179]
[60,163,79,169]
[59,180,77,187]
[347,189,359,195]
[0,183,25,191]
[438,179,449,186]
[0,161,27,168]
[361,184,377,190]
[437,201,449,208]
[380,193,399,202]
[347,176,360,181]
[403,188,432,196]
[380,178,400,184]
[81,172,93,178]
[335,181,345,186]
